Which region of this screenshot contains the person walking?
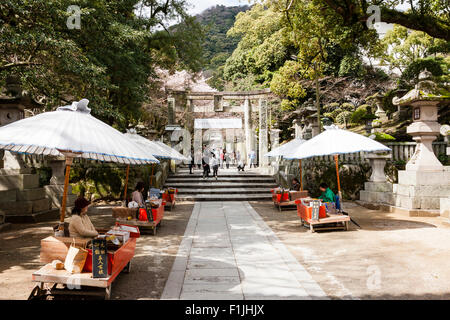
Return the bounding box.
[202,152,210,179]
[225,151,231,169]
[210,152,219,180]
[220,149,225,169]
[189,150,195,174]
[249,150,257,168]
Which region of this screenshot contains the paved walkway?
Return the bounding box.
[162,201,328,300]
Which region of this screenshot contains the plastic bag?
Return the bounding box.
[128,201,139,208]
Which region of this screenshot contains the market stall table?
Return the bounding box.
[295,198,350,233]
[112,199,166,235]
[30,224,140,300]
[271,188,309,211]
[162,188,177,211]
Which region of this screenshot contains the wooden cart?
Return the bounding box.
[29,229,139,300]
[295,199,350,233]
[271,189,309,212]
[112,201,165,235]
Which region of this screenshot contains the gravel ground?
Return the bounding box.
[249,201,450,300]
[0,202,194,300]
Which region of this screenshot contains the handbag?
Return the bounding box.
[64,239,88,274]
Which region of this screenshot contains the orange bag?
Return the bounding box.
[138,208,148,221]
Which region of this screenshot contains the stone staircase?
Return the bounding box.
[164,168,276,201]
[0,169,62,223]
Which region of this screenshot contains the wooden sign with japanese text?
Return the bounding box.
[92,239,108,278]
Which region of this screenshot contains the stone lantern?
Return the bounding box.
[393,69,446,172]
[0,76,42,170]
[368,92,388,124]
[389,69,450,214]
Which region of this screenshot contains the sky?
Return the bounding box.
[186,0,248,15]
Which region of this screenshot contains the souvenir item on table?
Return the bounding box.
[106,229,130,244]
[51,260,65,270]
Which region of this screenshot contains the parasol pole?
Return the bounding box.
[58,156,73,230]
[334,154,341,196]
[149,163,155,188]
[299,159,303,191]
[123,164,130,205]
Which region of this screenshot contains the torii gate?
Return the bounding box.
[164,88,279,167]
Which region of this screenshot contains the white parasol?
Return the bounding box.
[153,140,189,162]
[286,125,390,159]
[124,129,183,191]
[0,99,159,227]
[285,125,391,214]
[265,138,306,158]
[265,138,306,190]
[124,129,174,160]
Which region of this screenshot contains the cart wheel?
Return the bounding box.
[123,261,132,274]
[28,285,45,300]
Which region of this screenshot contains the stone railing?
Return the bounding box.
[270,141,448,190]
[385,141,447,162]
[273,141,447,167]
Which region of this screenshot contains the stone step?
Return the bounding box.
[177,188,272,195]
[164,182,278,189]
[5,208,60,223]
[168,173,273,178]
[177,194,272,201]
[165,177,276,183]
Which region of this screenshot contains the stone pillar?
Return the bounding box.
[310,120,320,137]
[44,159,77,213]
[270,129,281,150]
[244,97,252,161]
[167,96,175,125]
[259,99,269,167]
[193,129,202,165]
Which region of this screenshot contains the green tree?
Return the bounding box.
[320,0,450,41]
[223,4,292,88]
[377,24,448,73]
[0,0,204,129]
